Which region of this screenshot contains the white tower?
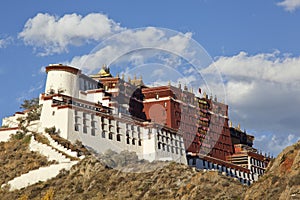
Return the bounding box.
[45,64,80,98]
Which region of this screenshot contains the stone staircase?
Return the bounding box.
[42,133,84,159]
[30,136,71,163]
[1,135,82,191]
[5,161,78,191]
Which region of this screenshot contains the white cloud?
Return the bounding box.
[277,0,300,12]
[18,13,124,55]
[202,51,300,155]
[0,36,13,48]
[68,27,196,74]
[255,133,300,156]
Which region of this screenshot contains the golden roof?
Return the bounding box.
[90,64,112,78]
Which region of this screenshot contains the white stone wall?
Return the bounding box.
[68,111,144,158]
[2,112,26,128]
[5,162,78,191]
[0,128,18,142]
[45,70,79,98]
[154,128,187,164]
[40,99,70,139]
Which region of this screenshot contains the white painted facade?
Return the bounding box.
[0,128,18,142]
[9,64,187,164]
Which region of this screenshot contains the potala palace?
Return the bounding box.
[0,64,272,190]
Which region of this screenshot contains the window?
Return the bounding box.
[52,111,55,116]
[192,158,196,165]
[138,140,142,146]
[132,138,135,145]
[109,133,113,140]
[127,137,130,144]
[83,126,87,133]
[117,134,121,142]
[102,131,105,138]
[91,129,95,136]
[74,125,79,132]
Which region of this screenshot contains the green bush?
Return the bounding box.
[45,126,56,135]
[11,131,26,140]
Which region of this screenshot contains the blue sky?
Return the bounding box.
[1,0,300,155]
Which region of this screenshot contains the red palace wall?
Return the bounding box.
[142,86,234,161]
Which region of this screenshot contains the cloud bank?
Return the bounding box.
[203,51,300,155]
[18,13,124,55]
[277,0,300,12]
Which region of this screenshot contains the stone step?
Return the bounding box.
[43,133,80,158]
[29,136,70,163]
[3,161,78,191]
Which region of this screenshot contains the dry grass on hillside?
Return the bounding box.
[0,134,55,186]
[0,155,247,200]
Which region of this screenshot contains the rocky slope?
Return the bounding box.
[0,139,299,200]
[245,141,300,200]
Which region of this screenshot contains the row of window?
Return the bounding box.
[157,135,183,147]
[251,166,265,175]
[250,158,265,168]
[158,142,184,155]
[196,159,254,180]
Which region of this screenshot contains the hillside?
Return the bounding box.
[0,134,54,187]
[0,138,299,199]
[245,140,300,200]
[0,155,247,200]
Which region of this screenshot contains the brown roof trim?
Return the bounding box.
[45,65,81,75]
[0,127,19,131]
[86,89,105,94]
[190,153,250,173]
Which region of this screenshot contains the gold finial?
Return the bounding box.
[237,124,241,130]
[122,74,125,80]
[134,74,136,80]
[99,64,111,77]
[178,81,181,89]
[203,91,207,98]
[229,121,232,127]
[168,80,171,86]
[116,73,119,78]
[190,87,193,93]
[128,76,131,83]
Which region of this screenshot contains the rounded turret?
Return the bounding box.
[45,64,80,97]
